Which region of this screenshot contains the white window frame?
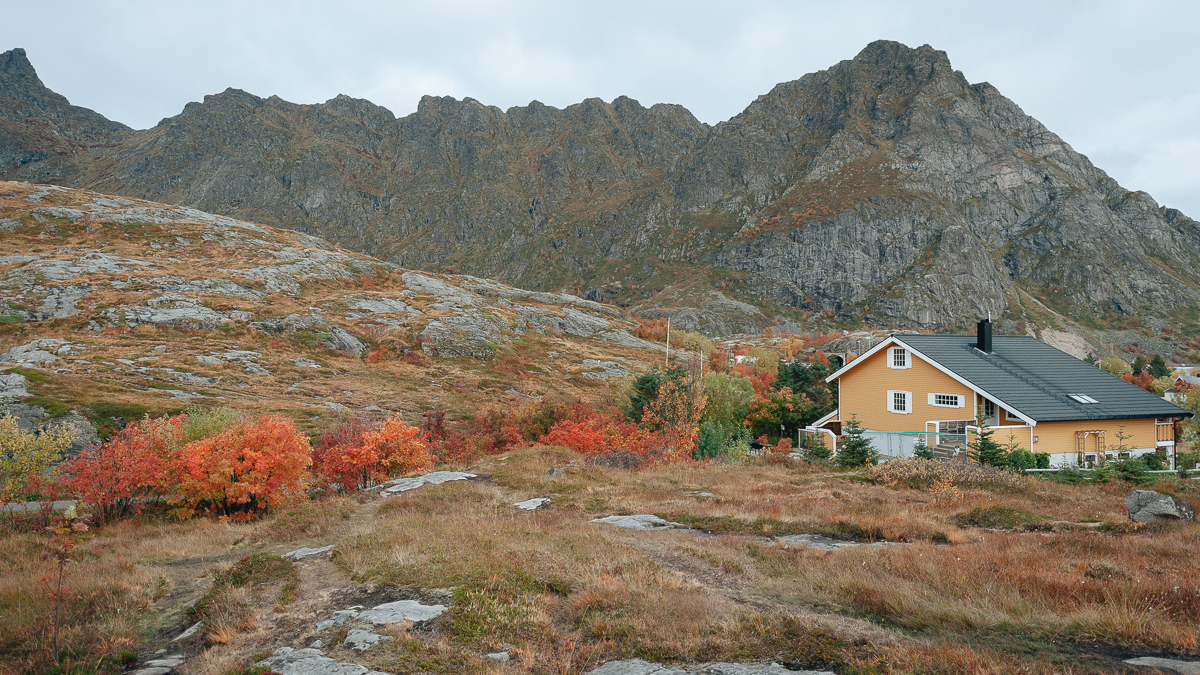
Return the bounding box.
[928,393,965,408]
[887,390,912,414]
[888,346,912,369]
[1005,409,1023,422]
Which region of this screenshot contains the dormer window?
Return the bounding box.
[1068,394,1099,404]
[888,346,911,369]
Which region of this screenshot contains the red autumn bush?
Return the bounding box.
[1122,371,1154,391]
[539,403,657,460]
[172,415,311,520]
[314,415,434,490]
[311,418,377,490]
[61,415,184,525]
[428,407,526,465]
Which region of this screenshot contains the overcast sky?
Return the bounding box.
[5,0,1198,216]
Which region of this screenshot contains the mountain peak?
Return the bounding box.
[0,48,36,79]
[0,47,55,98]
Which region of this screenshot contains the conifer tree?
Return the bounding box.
[835,415,876,467]
[913,435,937,460]
[970,411,1006,466]
[1149,354,1171,378]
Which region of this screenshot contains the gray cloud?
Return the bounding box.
[5,0,1198,215]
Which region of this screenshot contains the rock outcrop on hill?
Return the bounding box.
[2,42,1198,334]
[0,181,662,432]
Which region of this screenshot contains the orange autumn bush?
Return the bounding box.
[311,418,377,490]
[61,414,184,525]
[313,415,435,489]
[540,414,653,458]
[172,415,311,520]
[360,415,434,483]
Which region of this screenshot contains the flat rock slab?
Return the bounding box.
[585,661,833,675]
[587,660,688,675]
[284,545,335,560]
[357,599,447,624]
[591,515,685,531]
[699,665,833,675]
[261,648,390,675]
[132,668,172,675]
[776,534,899,552]
[173,620,202,641]
[583,658,830,667]
[377,471,476,496]
[1126,656,1200,674]
[514,497,551,511]
[345,628,393,651]
[142,656,185,668]
[316,609,362,631]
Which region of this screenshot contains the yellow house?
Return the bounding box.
[822,320,1191,467]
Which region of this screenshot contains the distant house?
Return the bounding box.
[1167,375,1200,403]
[1174,374,1200,390]
[822,319,1191,467]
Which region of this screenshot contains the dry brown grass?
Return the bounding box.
[2,445,1197,673]
[0,513,251,674]
[323,448,1200,672]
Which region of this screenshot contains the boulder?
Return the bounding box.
[1125,490,1195,523]
[0,372,28,399]
[326,327,368,354]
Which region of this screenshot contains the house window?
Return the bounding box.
[887,390,911,414]
[983,400,996,418]
[929,393,964,408]
[1005,409,1023,422]
[888,347,911,369]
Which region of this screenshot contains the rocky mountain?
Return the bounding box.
[2,41,1198,335]
[0,180,660,441]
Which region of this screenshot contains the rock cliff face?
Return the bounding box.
[2,41,1198,334]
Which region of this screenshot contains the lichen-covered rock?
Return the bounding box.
[0,372,28,399]
[1125,490,1195,523]
[326,327,368,355]
[259,648,390,675]
[0,338,72,364]
[590,515,684,531]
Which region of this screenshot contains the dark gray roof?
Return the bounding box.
[894,334,1192,422]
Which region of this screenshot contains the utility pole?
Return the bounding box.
[665,319,671,368]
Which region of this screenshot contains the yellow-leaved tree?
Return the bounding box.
[641,365,707,463]
[0,414,75,502]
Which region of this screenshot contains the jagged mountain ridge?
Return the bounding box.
[2,41,1198,335]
